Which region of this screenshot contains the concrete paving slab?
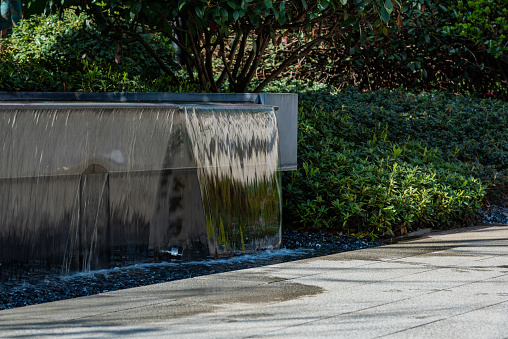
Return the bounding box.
[385,300,508,339]
[1,224,508,338]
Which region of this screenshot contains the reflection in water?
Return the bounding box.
[0,104,280,278]
[185,107,281,256]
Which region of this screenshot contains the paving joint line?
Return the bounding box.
[377,297,508,338]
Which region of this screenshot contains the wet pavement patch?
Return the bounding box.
[210,281,325,305]
[228,313,274,320]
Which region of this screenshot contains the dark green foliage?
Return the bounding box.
[261,80,508,238]
[261,0,508,100]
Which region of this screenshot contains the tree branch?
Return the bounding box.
[217,33,241,88]
[233,30,248,78]
[253,32,334,92]
[130,32,178,79]
[203,28,217,91]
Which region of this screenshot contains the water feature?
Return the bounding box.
[0,98,292,279]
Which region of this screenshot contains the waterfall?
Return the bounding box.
[0,103,281,279]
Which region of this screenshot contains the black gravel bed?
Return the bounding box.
[3,204,506,312]
[0,230,380,310]
[479,204,508,224]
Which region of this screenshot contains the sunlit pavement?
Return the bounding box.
[2,223,508,338]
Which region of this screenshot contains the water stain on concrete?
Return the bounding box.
[29,279,324,327]
[68,301,219,326]
[210,280,325,305]
[415,316,430,319]
[225,313,274,322]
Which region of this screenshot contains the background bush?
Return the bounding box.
[257,0,508,101]
[0,11,199,93]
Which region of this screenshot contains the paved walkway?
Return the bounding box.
[2,224,508,338]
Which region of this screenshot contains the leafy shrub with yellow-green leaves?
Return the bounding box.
[0,11,198,93]
[261,80,507,238]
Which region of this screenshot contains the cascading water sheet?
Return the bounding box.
[0,104,179,274]
[184,106,281,256]
[0,102,281,279]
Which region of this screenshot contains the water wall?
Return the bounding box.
[0,101,283,277]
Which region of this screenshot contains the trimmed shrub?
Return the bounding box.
[262,80,508,237]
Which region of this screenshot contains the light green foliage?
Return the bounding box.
[7,11,176,75]
[0,11,198,92]
[443,0,508,60]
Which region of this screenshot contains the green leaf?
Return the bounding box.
[278,11,286,24]
[278,1,286,24]
[380,6,390,23]
[248,12,258,25]
[384,0,393,14]
[341,18,355,28]
[130,2,142,15]
[340,0,347,5]
[233,10,241,21]
[178,0,187,11]
[227,0,237,9]
[310,8,320,19]
[264,0,273,9]
[301,0,308,10]
[272,7,279,20]
[357,1,368,13]
[214,7,222,24]
[318,0,330,11]
[221,8,229,21]
[195,7,204,19]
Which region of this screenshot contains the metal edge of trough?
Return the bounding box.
[0,92,298,171]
